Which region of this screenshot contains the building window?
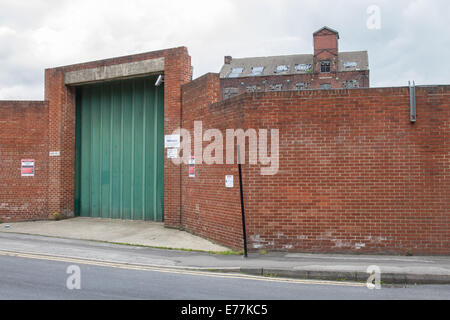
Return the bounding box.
[295,82,308,90]
[320,83,331,90]
[249,66,264,76]
[224,87,239,99]
[246,85,262,93]
[275,65,289,74]
[320,60,331,73]
[269,84,282,91]
[342,80,360,89]
[228,67,244,78]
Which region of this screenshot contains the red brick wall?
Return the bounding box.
[181,73,246,248]
[314,29,338,56]
[181,81,450,255]
[0,101,49,221]
[162,48,193,227]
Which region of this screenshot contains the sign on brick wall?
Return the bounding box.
[225,175,234,188]
[167,148,178,159]
[189,156,195,178]
[21,159,35,177]
[165,135,180,148]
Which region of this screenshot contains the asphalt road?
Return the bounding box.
[0,254,449,300]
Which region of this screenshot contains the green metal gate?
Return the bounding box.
[75,76,164,221]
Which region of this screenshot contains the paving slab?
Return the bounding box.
[0,217,230,252]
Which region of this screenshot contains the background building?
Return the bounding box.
[220,27,369,99]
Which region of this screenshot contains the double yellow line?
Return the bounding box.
[0,250,365,287]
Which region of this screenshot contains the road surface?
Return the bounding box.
[0,253,449,300]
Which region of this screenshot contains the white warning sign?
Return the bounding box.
[21,159,35,177]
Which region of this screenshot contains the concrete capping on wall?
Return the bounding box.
[0,100,48,106]
[64,57,165,85]
[216,84,450,106]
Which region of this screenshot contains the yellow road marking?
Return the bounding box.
[0,250,365,287]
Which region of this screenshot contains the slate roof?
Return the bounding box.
[220,51,369,78]
[337,51,369,72]
[219,54,313,78]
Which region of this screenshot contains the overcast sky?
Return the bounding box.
[0,0,449,100]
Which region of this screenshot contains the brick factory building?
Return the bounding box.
[220,27,370,100]
[1,28,449,255]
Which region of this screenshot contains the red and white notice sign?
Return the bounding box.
[21,159,35,177]
[188,156,195,178]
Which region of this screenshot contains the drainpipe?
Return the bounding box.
[409,81,416,123]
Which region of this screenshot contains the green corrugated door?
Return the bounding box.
[75,76,164,221]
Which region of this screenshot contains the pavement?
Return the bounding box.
[0,217,230,252]
[0,218,449,285]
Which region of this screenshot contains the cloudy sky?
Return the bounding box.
[0,0,449,100]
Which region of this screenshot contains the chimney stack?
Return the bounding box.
[224,56,232,64]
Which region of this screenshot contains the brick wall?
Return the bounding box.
[181,73,245,248]
[314,28,339,56]
[181,80,450,255]
[0,101,49,221]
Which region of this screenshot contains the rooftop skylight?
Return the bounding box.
[294,64,312,72]
[249,66,264,76]
[275,65,289,73]
[344,62,357,68]
[228,67,244,78]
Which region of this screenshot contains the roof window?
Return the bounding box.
[275,65,289,74]
[228,67,244,78]
[344,62,357,68]
[249,66,264,76]
[295,64,312,72]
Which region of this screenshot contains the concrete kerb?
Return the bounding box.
[236,268,450,285]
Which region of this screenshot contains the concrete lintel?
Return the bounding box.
[64,57,165,85]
